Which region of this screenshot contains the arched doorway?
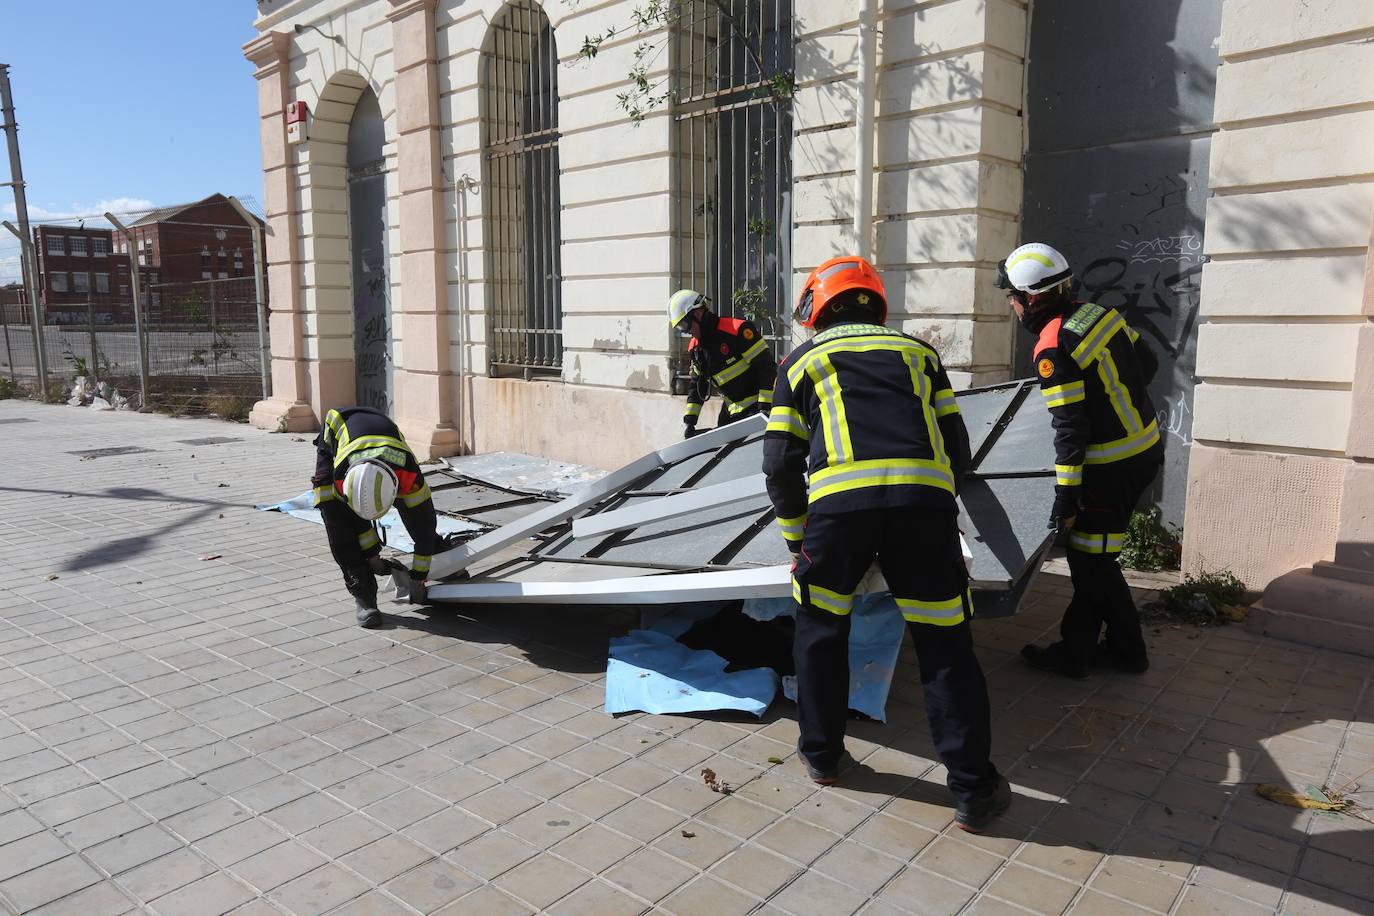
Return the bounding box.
[347,88,392,413]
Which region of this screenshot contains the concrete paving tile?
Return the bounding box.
[1089,856,1185,912]
[331,770,409,809]
[1283,877,1374,915]
[115,847,217,902]
[400,807,491,855]
[148,871,257,916]
[107,761,196,800]
[877,866,977,916]
[25,879,136,916]
[230,773,314,814]
[134,779,223,820]
[605,846,697,903]
[264,792,352,834]
[86,823,185,875]
[233,841,329,892]
[301,811,391,859]
[985,863,1081,914]
[340,835,437,884]
[0,808,45,845]
[1297,848,1374,903]
[546,878,647,916]
[364,787,448,830]
[600,797,686,844]
[53,802,151,849]
[0,830,72,882]
[439,885,536,916]
[162,797,252,843]
[383,858,479,912]
[452,829,538,881]
[269,863,371,915]
[755,816,842,866]
[194,818,290,868]
[326,890,417,915]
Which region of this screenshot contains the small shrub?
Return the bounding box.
[206,394,252,423]
[1120,506,1182,572]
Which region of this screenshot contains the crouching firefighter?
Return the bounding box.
[762,255,1010,832]
[311,406,440,628]
[668,289,777,438]
[998,242,1164,679]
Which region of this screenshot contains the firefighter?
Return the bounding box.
[310,406,440,628]
[998,242,1164,679]
[668,289,777,438]
[763,255,1009,832]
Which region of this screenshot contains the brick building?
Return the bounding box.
[32,225,125,323]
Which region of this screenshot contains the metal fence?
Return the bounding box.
[0,278,266,414]
[674,0,795,383]
[483,0,564,377]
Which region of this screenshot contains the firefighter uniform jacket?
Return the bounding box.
[1033,302,1162,524]
[762,322,972,550]
[310,407,435,564]
[685,315,777,424]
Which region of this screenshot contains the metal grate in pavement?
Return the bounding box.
[67,446,156,459]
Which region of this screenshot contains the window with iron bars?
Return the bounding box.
[674,0,794,388]
[482,0,564,377]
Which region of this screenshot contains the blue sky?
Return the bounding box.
[1,1,261,281]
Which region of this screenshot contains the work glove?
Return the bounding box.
[367,555,405,577]
[406,571,428,605]
[684,424,699,440]
[1049,491,1079,531]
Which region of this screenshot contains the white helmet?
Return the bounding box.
[1002,243,1073,294]
[668,289,706,328]
[342,459,398,521]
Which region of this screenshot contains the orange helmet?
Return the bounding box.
[795,255,887,329]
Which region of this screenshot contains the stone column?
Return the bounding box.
[1251,203,1374,655]
[244,31,317,433]
[386,0,462,458]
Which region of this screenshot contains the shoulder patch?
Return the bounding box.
[742,327,754,340]
[1037,357,1055,379]
[1064,303,1106,336]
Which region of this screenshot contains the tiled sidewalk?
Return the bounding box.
[0,400,1371,915]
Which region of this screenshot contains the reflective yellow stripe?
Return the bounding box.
[793,578,854,615]
[311,485,336,506]
[712,338,768,385]
[766,406,809,441]
[1042,381,1085,408]
[726,394,759,414]
[1008,250,1055,269]
[411,555,431,574]
[787,334,934,391]
[1069,531,1125,555]
[684,402,703,419]
[401,482,431,508]
[896,590,969,625]
[324,409,346,449]
[1126,325,1140,343]
[809,458,955,504]
[1055,464,1083,487]
[1097,350,1145,434]
[758,387,773,406]
[1070,310,1126,368]
[335,434,410,467]
[931,388,958,418]
[359,529,379,550]
[904,350,947,469]
[1085,420,1160,465]
[807,354,852,466]
[776,513,807,543]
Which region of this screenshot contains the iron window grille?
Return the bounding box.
[673,0,794,387]
[71,236,88,257]
[482,0,564,377]
[45,235,64,255]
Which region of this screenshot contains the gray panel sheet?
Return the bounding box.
[971,393,1056,475]
[959,476,1056,587]
[638,451,719,492]
[689,435,766,488]
[956,384,1022,462]
[442,451,605,496]
[725,520,793,567]
[594,499,773,565]
[493,560,662,583]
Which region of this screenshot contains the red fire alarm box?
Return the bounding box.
[285,101,309,144]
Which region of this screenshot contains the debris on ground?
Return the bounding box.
[767,756,784,765]
[201,554,222,561]
[1257,783,1349,812]
[701,768,732,794]
[680,830,695,838]
[1144,570,1247,626]
[1120,506,1182,572]
[44,573,58,581]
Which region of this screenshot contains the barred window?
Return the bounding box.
[46,235,64,256]
[92,237,108,257]
[482,0,563,376]
[72,272,90,293]
[675,0,794,372]
[70,236,88,257]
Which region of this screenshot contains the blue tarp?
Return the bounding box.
[257,491,482,554]
[604,594,906,720]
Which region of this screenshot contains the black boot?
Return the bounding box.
[344,566,383,629]
[955,775,1011,833]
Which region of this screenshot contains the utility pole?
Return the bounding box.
[0,64,49,395]
[104,212,150,408]
[226,195,270,400]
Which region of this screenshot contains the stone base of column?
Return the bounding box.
[249,398,318,434]
[1247,566,1374,658]
[396,418,464,460]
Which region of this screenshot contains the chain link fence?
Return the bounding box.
[1,279,267,416]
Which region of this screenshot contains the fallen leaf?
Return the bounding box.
[1257,783,1347,811]
[701,768,732,795]
[201,554,222,561]
[766,756,784,765]
[44,573,58,581]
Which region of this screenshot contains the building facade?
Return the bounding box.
[33,225,122,322]
[247,0,1374,640]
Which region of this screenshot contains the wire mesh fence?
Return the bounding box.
[1,280,267,415]
[0,195,268,416]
